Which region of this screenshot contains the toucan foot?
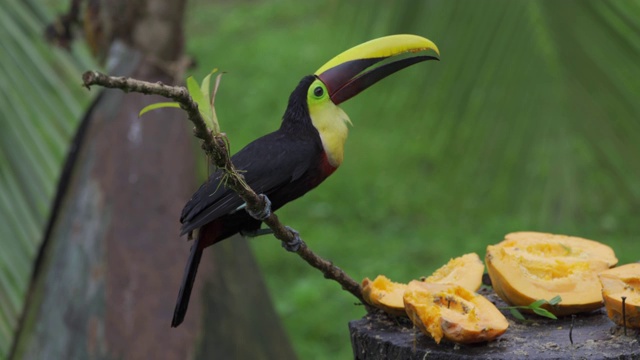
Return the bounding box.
[281,226,304,252]
[247,194,272,221]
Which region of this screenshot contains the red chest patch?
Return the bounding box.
[320,151,338,178]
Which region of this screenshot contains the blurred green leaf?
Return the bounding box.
[186,75,203,104]
[548,295,562,306]
[210,71,225,133]
[509,308,526,321]
[199,69,221,133]
[501,296,562,321]
[530,299,547,308]
[143,71,223,131]
[532,307,558,320]
[186,75,215,130]
[139,102,181,117]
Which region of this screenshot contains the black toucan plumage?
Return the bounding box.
[171,35,439,327]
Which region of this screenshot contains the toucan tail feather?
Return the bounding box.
[171,235,203,327]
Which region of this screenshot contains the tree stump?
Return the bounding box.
[350,290,640,359]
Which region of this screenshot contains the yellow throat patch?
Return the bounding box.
[307,78,351,167]
[310,102,351,167]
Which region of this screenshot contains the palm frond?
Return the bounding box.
[0,0,97,355]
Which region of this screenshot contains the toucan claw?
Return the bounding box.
[247,194,272,221]
[281,226,304,252]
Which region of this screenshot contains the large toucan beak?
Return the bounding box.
[315,34,440,105]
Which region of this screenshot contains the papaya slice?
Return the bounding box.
[361,275,407,316]
[599,263,640,328]
[422,253,484,292]
[403,281,508,344]
[486,231,618,316]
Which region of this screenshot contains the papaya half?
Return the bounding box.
[599,263,640,328]
[486,231,618,316]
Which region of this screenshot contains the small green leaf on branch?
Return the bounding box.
[190,70,223,133]
[138,69,224,134]
[139,102,181,117]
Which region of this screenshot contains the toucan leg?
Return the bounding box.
[241,226,303,252]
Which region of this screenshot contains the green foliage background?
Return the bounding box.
[185,0,640,358]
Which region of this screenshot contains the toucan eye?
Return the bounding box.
[313,86,324,97]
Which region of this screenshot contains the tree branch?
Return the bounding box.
[81,70,365,304]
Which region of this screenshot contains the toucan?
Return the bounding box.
[172,34,440,327]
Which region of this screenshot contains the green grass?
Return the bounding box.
[185,1,640,358]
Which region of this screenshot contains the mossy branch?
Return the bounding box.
[81,70,365,304]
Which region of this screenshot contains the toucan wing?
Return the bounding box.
[180,131,318,235]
